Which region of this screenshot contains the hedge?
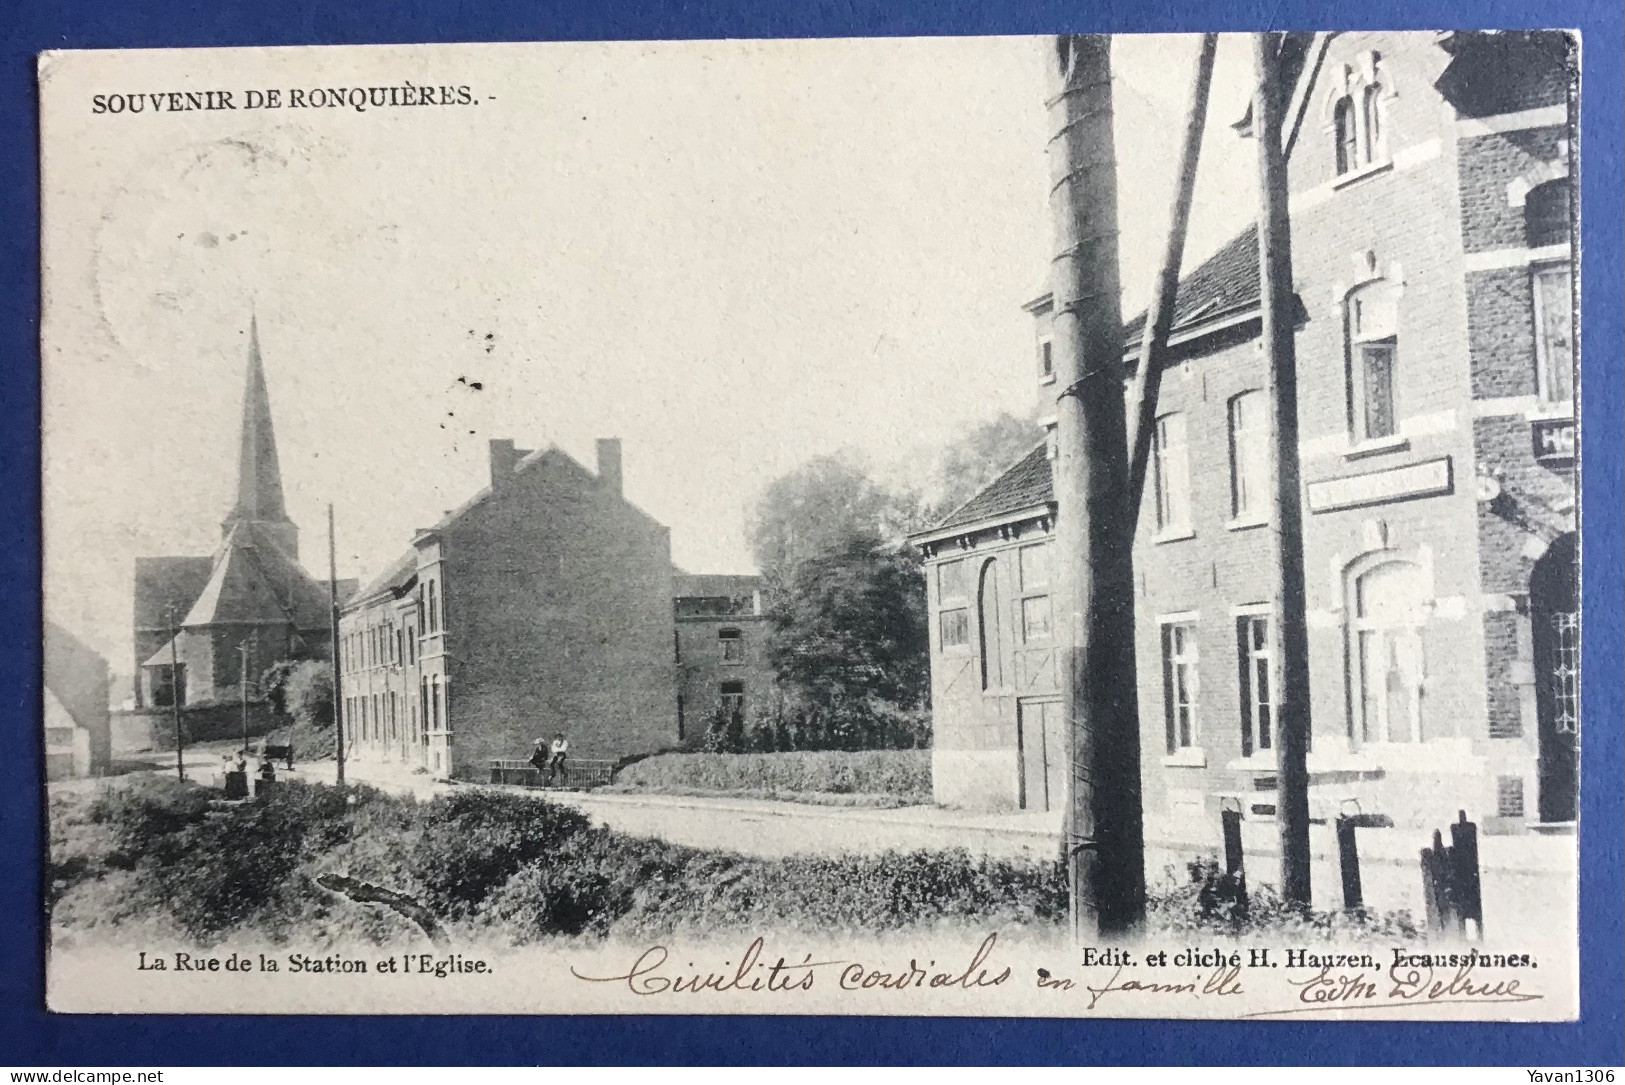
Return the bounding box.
[611,750,931,802]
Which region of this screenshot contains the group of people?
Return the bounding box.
[219,749,278,782]
[529,733,569,786]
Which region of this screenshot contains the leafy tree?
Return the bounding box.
[764,537,930,749]
[748,453,914,586]
[283,660,334,730]
[931,410,1046,522]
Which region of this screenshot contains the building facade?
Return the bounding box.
[132,318,349,710]
[914,31,1577,838]
[673,573,772,743]
[338,438,679,779]
[43,620,112,779]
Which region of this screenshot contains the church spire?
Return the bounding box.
[222,314,299,557]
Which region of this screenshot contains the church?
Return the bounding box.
[132,318,350,709]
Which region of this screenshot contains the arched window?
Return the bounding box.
[977,558,1003,691]
[1360,84,1384,163]
[1347,279,1399,441]
[1333,97,1357,175]
[1524,179,1571,249]
[1351,560,1428,744]
[427,581,439,633]
[1227,391,1270,521]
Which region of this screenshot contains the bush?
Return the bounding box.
[411,789,592,914]
[1146,857,1423,941]
[612,750,931,801]
[86,776,213,868]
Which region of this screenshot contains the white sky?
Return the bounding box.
[40,34,1261,668]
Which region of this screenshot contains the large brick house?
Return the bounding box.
[338,438,680,779]
[912,30,1577,837]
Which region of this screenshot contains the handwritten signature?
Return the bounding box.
[1240,961,1544,1017]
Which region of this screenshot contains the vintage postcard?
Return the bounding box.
[39,30,1582,1019]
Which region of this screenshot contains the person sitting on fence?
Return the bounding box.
[544,733,569,786]
[528,739,549,782]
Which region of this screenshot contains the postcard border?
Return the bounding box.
[4,0,1621,1066]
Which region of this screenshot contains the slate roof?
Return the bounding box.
[353,549,419,604]
[181,521,332,631]
[132,555,214,632]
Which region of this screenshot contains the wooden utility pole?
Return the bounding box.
[328,503,346,786]
[239,639,251,756]
[167,606,184,781]
[1250,32,1312,905]
[1127,33,1219,512]
[1046,33,1145,937]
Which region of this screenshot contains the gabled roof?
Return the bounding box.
[353,549,419,604]
[133,555,214,632]
[926,441,1054,536]
[181,521,331,630]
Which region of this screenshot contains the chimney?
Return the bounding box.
[489,439,520,489]
[596,438,623,496]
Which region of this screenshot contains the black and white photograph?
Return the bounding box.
[39,29,1581,1019]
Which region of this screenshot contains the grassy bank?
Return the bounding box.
[49,776,1058,949]
[609,750,931,806]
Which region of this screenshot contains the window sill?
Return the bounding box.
[1226,515,1269,532]
[1344,435,1410,461]
[1152,526,1196,545]
[1161,747,1207,769]
[1038,373,1056,386]
[1526,401,1574,422]
[1332,157,1393,190]
[1225,754,1277,773]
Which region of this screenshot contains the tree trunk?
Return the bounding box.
[1046,33,1146,938]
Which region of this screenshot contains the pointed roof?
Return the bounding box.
[226,315,290,527]
[181,521,331,631]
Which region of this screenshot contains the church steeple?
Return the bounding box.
[222,314,299,558]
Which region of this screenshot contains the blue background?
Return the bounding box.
[2,0,1619,1066]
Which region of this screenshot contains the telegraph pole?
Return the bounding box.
[239,639,250,756]
[328,503,346,786]
[167,606,185,781]
[1047,33,1145,937]
[1251,32,1312,904]
[1127,33,1218,511]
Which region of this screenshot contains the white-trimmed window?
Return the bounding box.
[1017,543,1052,643]
[1152,412,1191,534]
[1352,561,1428,744]
[937,557,972,652]
[718,627,744,663]
[1526,180,1575,409]
[1227,390,1270,521]
[1161,620,1200,752]
[1236,612,1273,757]
[1347,279,1399,441]
[719,680,746,721]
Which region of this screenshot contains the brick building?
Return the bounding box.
[913,31,1577,837]
[673,573,771,743]
[338,438,679,779]
[132,318,349,709]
